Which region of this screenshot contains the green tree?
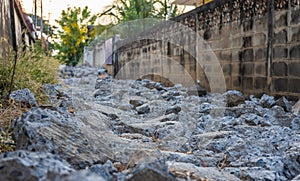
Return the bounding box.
[54,6,97,66]
[101,0,156,23]
[155,0,182,19]
[101,0,182,23]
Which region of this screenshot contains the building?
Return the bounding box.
[0,0,35,54]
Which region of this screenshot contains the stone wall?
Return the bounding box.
[115,0,300,99]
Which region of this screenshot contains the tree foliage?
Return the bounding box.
[54,6,97,66]
[101,0,183,24]
[155,0,182,19]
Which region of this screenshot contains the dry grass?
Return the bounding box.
[0,39,60,153]
[0,100,27,153]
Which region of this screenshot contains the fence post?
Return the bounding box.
[267,0,274,93]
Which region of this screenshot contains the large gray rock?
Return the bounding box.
[0,150,73,181]
[12,106,161,169]
[9,88,38,107]
[12,108,108,168]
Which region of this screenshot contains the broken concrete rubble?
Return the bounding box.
[9,88,38,107]
[3,66,300,181]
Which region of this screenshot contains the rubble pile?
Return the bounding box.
[1,66,299,181]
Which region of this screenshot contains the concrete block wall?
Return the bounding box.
[116,0,300,99]
[271,0,300,99]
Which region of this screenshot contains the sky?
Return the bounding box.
[21,0,114,25]
[21,0,194,26]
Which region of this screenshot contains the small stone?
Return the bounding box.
[260,94,276,108]
[128,161,175,181]
[117,103,132,111]
[95,78,112,90]
[275,96,292,112]
[291,117,300,130]
[129,99,147,108]
[224,90,245,107]
[162,91,180,101]
[241,113,264,126]
[136,104,150,114]
[60,65,74,78]
[93,89,111,97]
[98,67,107,75]
[89,160,117,181]
[224,167,276,181]
[292,100,300,115]
[199,102,216,114]
[165,105,181,115]
[249,95,260,104]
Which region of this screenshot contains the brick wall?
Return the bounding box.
[115,0,300,99]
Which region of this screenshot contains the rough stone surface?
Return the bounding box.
[224,90,245,107]
[7,66,300,181]
[292,174,300,181]
[136,104,150,114]
[127,161,176,181]
[12,107,111,169]
[51,170,106,181]
[165,105,181,115]
[260,94,276,108]
[275,96,292,112]
[292,100,300,115]
[129,99,147,108]
[168,162,240,181]
[9,88,38,107]
[0,150,73,181]
[89,160,117,181]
